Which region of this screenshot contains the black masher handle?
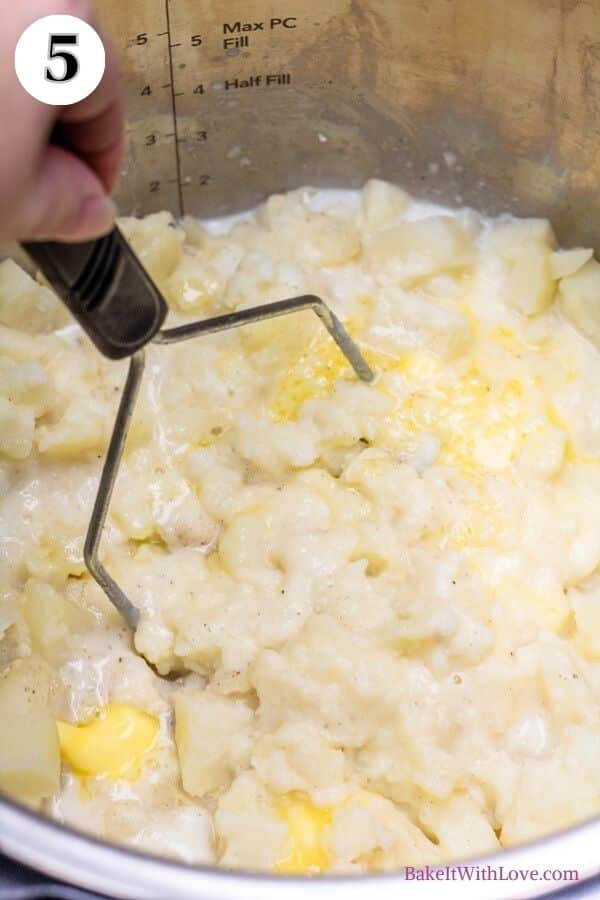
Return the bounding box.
[23,227,167,360]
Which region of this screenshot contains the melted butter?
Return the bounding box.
[274,792,332,874]
[269,300,381,422]
[57,703,159,781]
[268,323,423,424]
[387,361,531,477]
[269,340,349,422]
[269,315,537,477]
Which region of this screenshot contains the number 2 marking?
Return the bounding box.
[45,34,79,82]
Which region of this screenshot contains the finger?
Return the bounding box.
[0,3,58,190]
[58,23,125,193]
[0,0,125,204]
[55,94,124,194]
[14,144,116,243]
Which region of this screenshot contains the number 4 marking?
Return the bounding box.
[46,34,79,83]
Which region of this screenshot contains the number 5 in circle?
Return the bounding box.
[46,34,79,83]
[15,14,105,106]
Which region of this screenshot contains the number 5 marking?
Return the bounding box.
[46,34,79,82]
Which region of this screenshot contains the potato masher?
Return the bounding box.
[23,227,374,629]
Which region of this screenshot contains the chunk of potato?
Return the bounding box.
[569,575,600,660]
[164,253,222,312]
[0,592,18,643]
[419,794,500,859]
[175,691,253,798]
[259,190,308,229]
[0,259,67,334]
[218,511,271,577]
[0,656,53,714]
[550,248,593,280]
[0,712,60,800]
[0,659,60,800]
[505,245,555,315]
[558,258,600,349]
[24,535,86,586]
[0,360,52,417]
[0,396,34,459]
[365,216,474,285]
[23,580,93,665]
[250,188,361,267]
[362,179,409,232]
[487,218,554,254]
[118,213,184,287]
[0,325,46,364]
[487,219,556,315]
[296,214,361,267]
[36,397,106,457]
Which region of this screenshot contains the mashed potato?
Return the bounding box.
[0,181,599,873]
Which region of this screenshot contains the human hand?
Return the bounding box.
[0,0,124,244]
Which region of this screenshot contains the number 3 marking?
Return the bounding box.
[46,34,79,83]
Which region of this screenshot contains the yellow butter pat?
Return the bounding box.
[57,703,158,781]
[274,792,332,874]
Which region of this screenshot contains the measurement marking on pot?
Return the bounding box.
[163,0,184,216]
[217,73,291,90]
[123,3,298,212]
[221,16,298,50]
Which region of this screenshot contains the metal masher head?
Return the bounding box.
[84,294,374,630]
[23,229,373,631]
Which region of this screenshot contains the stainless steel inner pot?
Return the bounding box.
[0,1,599,897]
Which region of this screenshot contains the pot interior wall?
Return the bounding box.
[96,0,600,250]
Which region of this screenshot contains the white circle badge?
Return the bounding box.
[15,15,106,106]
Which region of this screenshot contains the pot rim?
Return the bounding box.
[0,794,598,899]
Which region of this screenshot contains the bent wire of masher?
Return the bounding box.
[23,226,374,630]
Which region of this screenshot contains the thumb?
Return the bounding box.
[16,144,117,243]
